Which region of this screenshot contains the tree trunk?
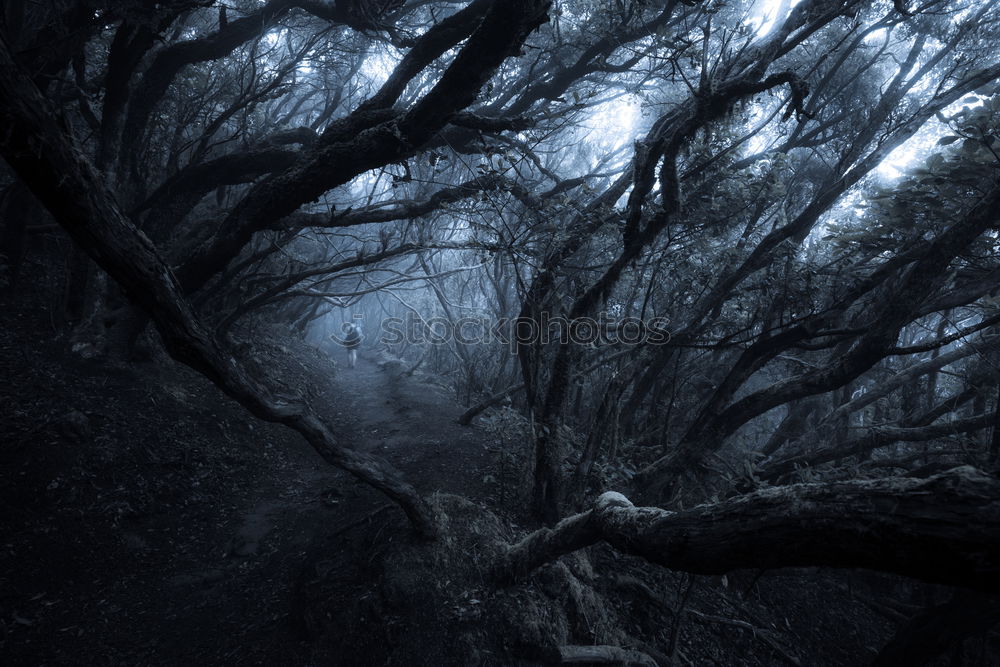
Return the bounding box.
[500,467,1000,593]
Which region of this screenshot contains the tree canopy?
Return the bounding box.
[1,0,999,625]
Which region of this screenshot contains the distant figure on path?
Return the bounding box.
[341,321,363,368]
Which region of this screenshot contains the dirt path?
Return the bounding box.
[156,351,494,661]
[332,353,494,497]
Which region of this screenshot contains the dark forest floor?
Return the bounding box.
[0,296,494,664]
[1,293,992,665]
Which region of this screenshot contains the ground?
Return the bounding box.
[0,294,980,665]
[0,298,494,665]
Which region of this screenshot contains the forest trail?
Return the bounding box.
[145,347,497,663]
[329,352,493,497]
[143,348,497,662]
[227,351,494,567]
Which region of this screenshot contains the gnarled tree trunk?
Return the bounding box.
[500,467,1000,593]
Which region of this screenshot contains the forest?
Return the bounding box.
[1,0,999,664]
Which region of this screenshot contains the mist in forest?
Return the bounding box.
[1,0,999,664]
